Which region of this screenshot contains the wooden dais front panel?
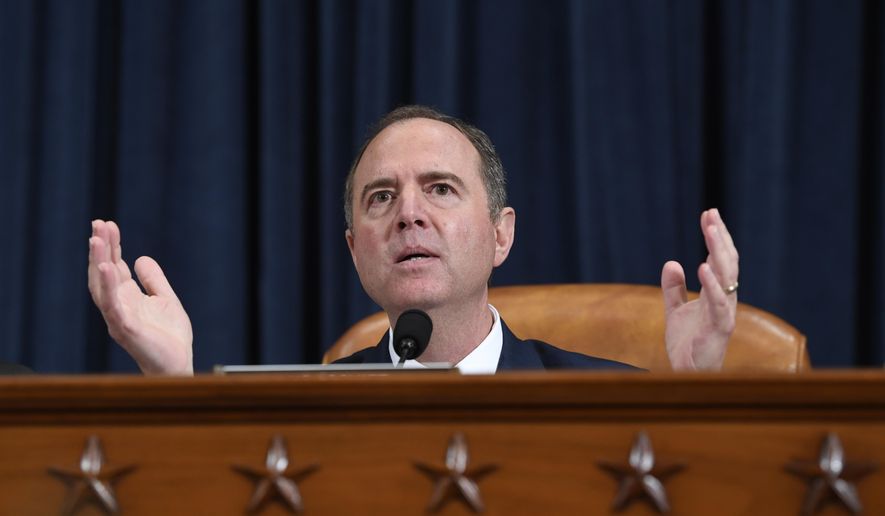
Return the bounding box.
[0,371,883,515]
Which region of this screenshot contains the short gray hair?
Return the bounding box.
[343,105,507,229]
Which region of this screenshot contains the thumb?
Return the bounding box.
[134,256,178,299]
[661,260,688,316]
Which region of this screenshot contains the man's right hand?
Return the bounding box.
[88,220,194,375]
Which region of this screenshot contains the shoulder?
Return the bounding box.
[523,339,640,370]
[0,362,34,375]
[333,336,389,364]
[498,320,641,371]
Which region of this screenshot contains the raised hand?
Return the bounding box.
[661,209,739,371]
[88,220,193,375]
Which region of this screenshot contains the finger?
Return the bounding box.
[711,208,737,258]
[699,209,710,231]
[90,231,112,267]
[706,208,739,277]
[93,219,132,281]
[91,218,106,235]
[89,220,107,264]
[88,237,108,300]
[88,220,111,303]
[97,262,137,343]
[714,209,740,284]
[91,219,103,240]
[90,230,134,289]
[698,263,736,332]
[134,256,178,299]
[702,218,737,287]
[93,219,111,252]
[660,260,688,316]
[96,262,125,315]
[88,235,100,269]
[107,220,123,263]
[89,222,98,267]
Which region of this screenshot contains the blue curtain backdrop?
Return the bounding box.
[1,0,883,372]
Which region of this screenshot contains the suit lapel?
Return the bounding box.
[346,321,544,370]
[496,321,544,371]
[365,333,391,363]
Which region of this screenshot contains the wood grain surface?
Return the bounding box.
[0,371,883,515]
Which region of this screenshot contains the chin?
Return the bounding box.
[382,283,449,312]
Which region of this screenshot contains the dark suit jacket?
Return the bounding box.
[0,362,33,375]
[335,320,639,371]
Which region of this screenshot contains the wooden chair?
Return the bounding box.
[323,284,810,372]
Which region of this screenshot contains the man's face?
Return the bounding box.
[346,118,515,316]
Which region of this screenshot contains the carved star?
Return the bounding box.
[596,431,685,513]
[414,432,498,513]
[232,435,319,513]
[785,432,878,515]
[47,435,136,515]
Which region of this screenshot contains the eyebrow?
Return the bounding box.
[360,177,398,206]
[419,171,467,191]
[359,171,468,206]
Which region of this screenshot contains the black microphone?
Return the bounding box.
[392,309,433,367]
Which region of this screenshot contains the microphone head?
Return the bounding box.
[392,309,433,360]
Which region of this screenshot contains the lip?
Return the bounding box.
[393,256,440,271]
[393,246,440,264]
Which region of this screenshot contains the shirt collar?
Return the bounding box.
[386,305,503,374]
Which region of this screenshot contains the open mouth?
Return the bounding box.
[397,253,433,263]
[395,248,438,263]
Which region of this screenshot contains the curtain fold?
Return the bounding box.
[1,0,882,371]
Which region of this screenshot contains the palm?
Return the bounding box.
[89,220,193,374]
[665,289,729,370]
[112,272,193,370]
[661,209,739,371]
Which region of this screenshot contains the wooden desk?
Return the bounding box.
[1,371,883,515]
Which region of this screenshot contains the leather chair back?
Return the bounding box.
[323,284,810,372]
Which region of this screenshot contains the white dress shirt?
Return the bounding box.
[386,305,503,374]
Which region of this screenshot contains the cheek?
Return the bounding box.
[443,218,475,248]
[450,219,495,260]
[351,230,383,267]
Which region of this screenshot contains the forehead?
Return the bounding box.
[354,118,482,185]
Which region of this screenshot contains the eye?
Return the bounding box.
[431,184,452,196]
[369,191,393,205]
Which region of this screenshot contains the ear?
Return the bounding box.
[492,207,516,267]
[345,228,357,267]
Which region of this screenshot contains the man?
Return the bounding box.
[88,105,739,374]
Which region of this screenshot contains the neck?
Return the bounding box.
[388,296,494,365]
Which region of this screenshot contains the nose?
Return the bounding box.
[396,187,426,230]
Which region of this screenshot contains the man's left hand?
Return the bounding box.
[661,208,739,371]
